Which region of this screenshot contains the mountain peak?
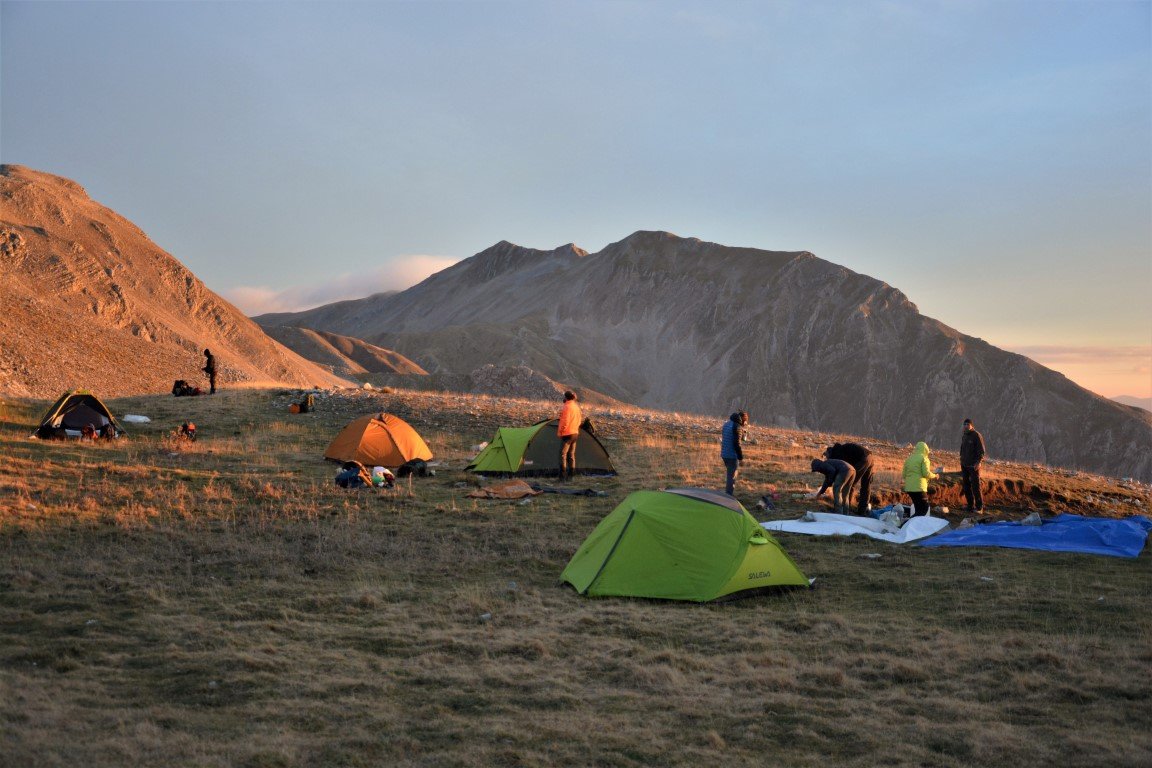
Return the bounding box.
[611,230,692,249]
[451,239,586,283]
[255,230,1152,481]
[1,164,89,197]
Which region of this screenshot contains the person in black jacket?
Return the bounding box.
[959,418,986,513]
[824,442,875,515]
[203,349,217,394]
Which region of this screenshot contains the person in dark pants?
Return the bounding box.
[902,441,938,517]
[959,418,986,513]
[825,442,875,515]
[557,390,582,481]
[720,411,748,496]
[809,458,856,514]
[203,349,217,394]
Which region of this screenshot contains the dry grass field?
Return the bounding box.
[1,387,1150,767]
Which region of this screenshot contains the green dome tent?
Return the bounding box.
[466,419,615,476]
[561,488,808,602]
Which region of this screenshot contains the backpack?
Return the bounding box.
[396,458,429,478]
[335,460,372,488]
[172,380,200,397]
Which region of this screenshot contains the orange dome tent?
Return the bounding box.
[323,412,433,468]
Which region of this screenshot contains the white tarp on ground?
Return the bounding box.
[762,512,950,544]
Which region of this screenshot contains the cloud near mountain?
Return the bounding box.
[225,256,459,315]
[1005,344,1152,400]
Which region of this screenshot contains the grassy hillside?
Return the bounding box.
[1,388,1149,767]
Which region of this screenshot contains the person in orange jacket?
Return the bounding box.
[557,390,583,481]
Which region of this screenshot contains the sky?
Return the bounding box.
[2,0,1149,398]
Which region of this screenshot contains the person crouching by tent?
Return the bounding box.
[557,390,582,481]
[720,411,748,496]
[809,458,856,514]
[902,442,939,517]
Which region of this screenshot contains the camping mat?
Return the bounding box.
[465,480,541,500]
[530,484,608,497]
[918,514,1152,558]
[762,512,950,544]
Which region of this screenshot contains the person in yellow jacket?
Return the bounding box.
[557,390,583,481]
[902,441,938,517]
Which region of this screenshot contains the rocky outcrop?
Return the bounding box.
[257,231,1152,481]
[0,165,349,398]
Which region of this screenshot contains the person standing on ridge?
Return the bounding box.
[557,390,582,481]
[720,411,748,496]
[902,441,938,517]
[959,418,986,514]
[203,349,218,394]
[824,442,875,515]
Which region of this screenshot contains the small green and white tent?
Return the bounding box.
[466,419,615,476]
[561,488,808,602]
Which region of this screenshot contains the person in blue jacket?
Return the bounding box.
[720,411,749,496]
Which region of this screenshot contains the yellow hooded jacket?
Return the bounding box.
[902,442,937,492]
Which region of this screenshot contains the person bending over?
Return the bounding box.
[809,458,856,515]
[824,442,875,515]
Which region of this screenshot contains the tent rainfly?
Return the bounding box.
[466,419,615,476]
[324,412,433,468]
[33,390,124,439]
[561,488,808,602]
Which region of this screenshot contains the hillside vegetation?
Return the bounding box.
[1,388,1149,767]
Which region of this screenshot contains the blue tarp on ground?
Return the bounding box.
[919,514,1152,558]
